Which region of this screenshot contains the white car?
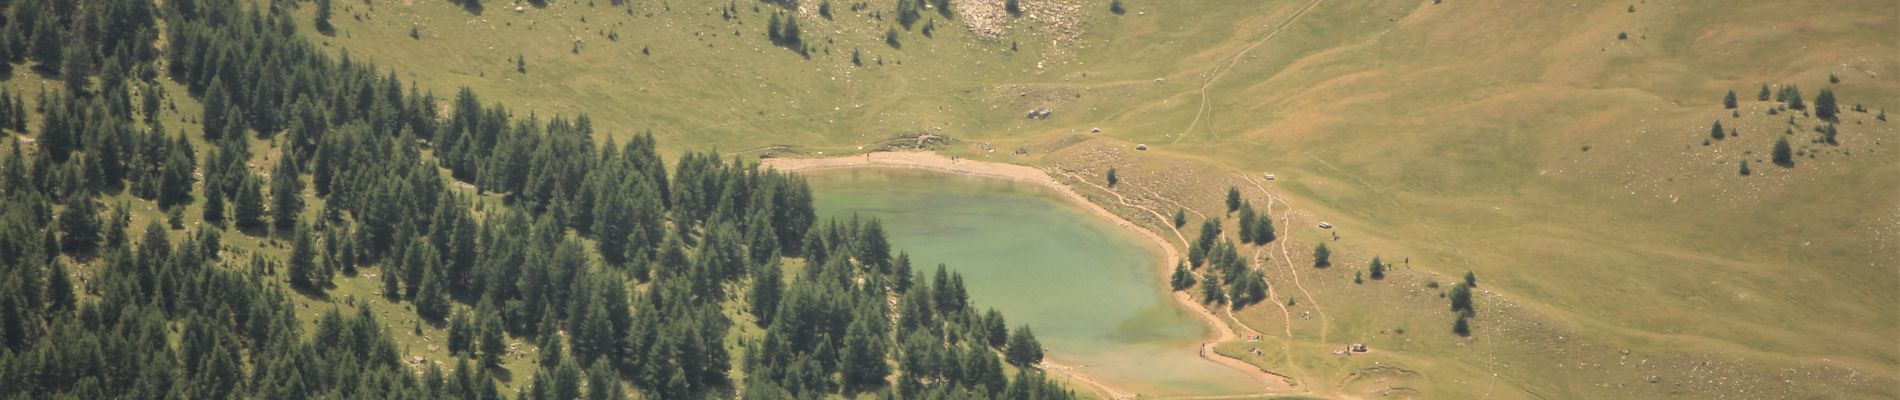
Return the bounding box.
[1317,222,1333,229]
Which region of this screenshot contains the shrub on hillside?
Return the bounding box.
[1814,88,1839,121]
[1772,137,1794,167]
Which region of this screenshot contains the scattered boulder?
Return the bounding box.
[1026,107,1052,120]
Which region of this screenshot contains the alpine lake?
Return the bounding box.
[805,168,1258,397]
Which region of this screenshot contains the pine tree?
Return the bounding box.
[1200,276,1224,304]
[1105,167,1118,188]
[478,297,505,366]
[1236,203,1256,243]
[1452,314,1471,337]
[202,79,228,140]
[58,196,101,255]
[1786,85,1806,110]
[1464,270,1477,286]
[749,260,784,326]
[1369,256,1385,280]
[1739,160,1751,176]
[45,260,76,314]
[270,154,304,233]
[553,357,583,400]
[1252,212,1276,244]
[159,142,197,207]
[202,184,225,227]
[1758,84,1771,101]
[1226,186,1242,213]
[288,223,320,290]
[1449,283,1474,315]
[314,0,334,32]
[841,304,891,388]
[1723,90,1737,109]
[383,260,402,300]
[1173,208,1186,228]
[587,359,623,400]
[1313,243,1331,268]
[1814,88,1839,121]
[1170,262,1196,291]
[416,264,449,320]
[1771,137,1795,167]
[1004,325,1043,366]
[1710,120,1725,140]
[233,173,266,232]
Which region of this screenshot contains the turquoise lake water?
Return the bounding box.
[806,168,1256,396]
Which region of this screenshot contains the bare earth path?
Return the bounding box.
[760,152,1291,398]
[1246,174,1330,346]
[1172,0,1328,144]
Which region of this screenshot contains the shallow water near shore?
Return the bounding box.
[806,168,1257,396]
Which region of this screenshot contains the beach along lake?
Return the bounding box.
[806,167,1258,396]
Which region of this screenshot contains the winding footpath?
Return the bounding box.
[1172,0,1329,144]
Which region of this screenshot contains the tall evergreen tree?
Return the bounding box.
[314,0,334,32]
[1252,212,1276,244]
[288,223,321,290]
[58,196,101,255]
[1772,137,1794,167]
[840,304,891,388]
[233,173,266,232]
[45,260,76,314]
[270,153,304,232]
[1814,88,1839,121]
[1170,262,1196,291]
[749,260,784,326]
[478,297,506,366]
[1004,325,1043,366]
[202,183,225,227]
[1226,186,1242,213]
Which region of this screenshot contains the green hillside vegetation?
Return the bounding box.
[0,0,1077,399]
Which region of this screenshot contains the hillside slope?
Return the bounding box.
[311,0,1898,398]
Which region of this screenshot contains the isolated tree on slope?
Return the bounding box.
[314,0,333,32]
[1814,88,1839,121]
[1226,186,1242,213]
[1170,262,1196,291]
[1369,256,1385,280]
[1772,137,1794,167]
